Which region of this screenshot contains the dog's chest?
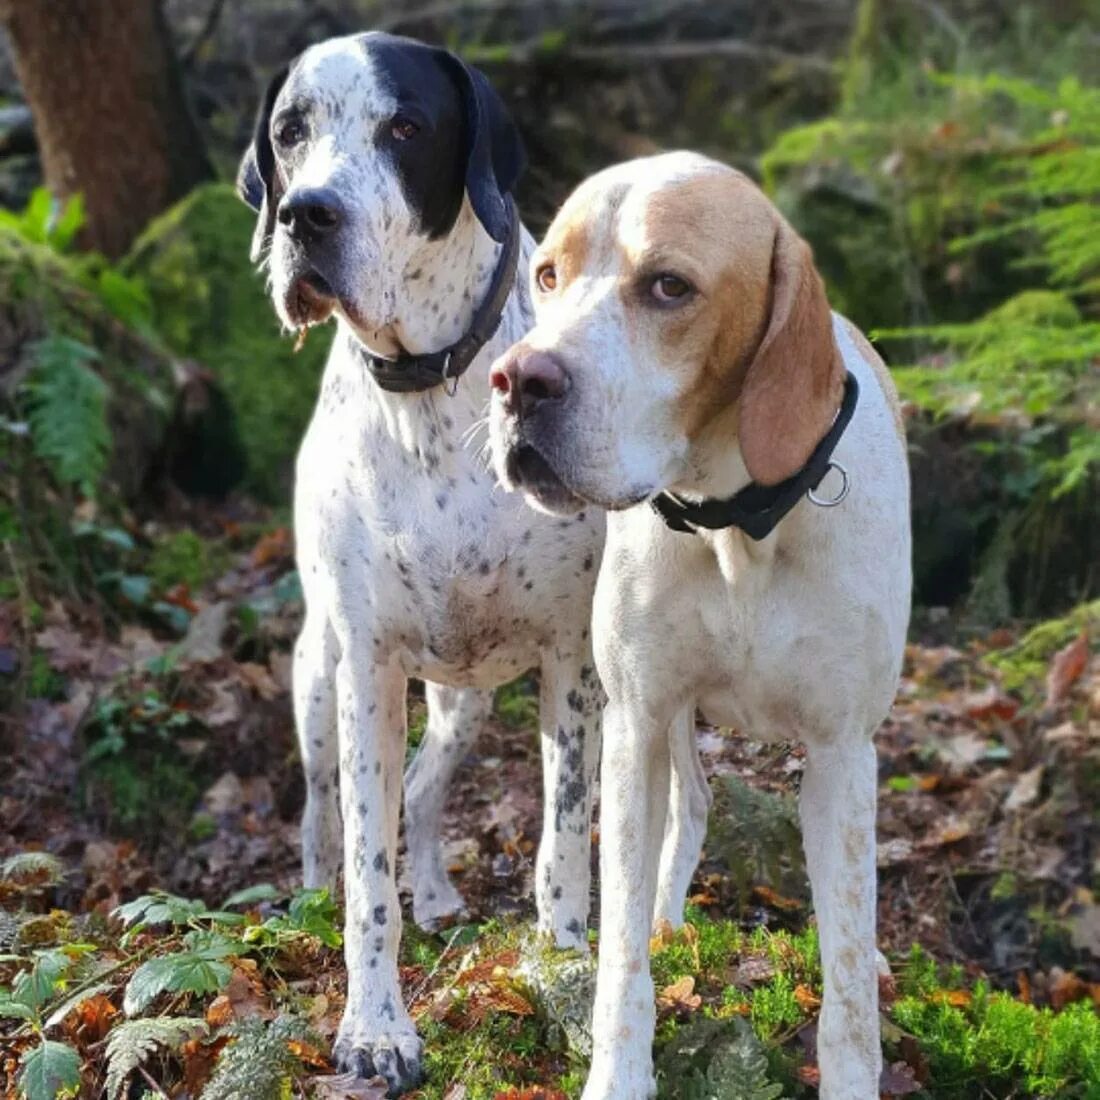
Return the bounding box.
[298,365,600,686]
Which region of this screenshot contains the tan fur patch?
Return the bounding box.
[629,171,777,438]
[620,168,844,484]
[841,317,905,443]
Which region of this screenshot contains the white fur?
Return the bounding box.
[263,46,707,1089]
[490,152,912,1100]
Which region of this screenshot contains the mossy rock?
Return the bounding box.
[0,226,175,500]
[125,184,331,501]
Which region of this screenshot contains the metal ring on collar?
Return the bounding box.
[807,461,850,508]
[441,351,458,397]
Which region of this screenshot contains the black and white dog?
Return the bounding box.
[237,33,709,1093]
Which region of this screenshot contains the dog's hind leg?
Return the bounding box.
[799,737,881,1099]
[294,609,342,892]
[536,652,603,952]
[652,707,710,929]
[405,684,491,931]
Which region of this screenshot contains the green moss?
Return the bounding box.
[125,185,332,501]
[148,530,230,593]
[987,600,1099,692]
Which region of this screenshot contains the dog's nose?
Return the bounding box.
[278,188,344,241]
[490,349,569,418]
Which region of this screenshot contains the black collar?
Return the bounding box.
[651,371,859,541]
[357,196,522,395]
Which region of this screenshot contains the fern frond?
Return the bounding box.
[23,336,111,494]
[202,1016,309,1100]
[0,851,65,888]
[104,1016,206,1100]
[706,1018,788,1099]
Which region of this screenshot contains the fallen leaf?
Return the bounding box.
[930,989,971,1007]
[308,1073,389,1099]
[794,984,821,1012]
[733,955,775,987]
[753,884,802,911]
[1046,631,1090,706]
[250,526,293,567]
[238,660,283,700]
[1003,763,1044,812]
[1068,904,1100,958]
[494,1089,568,1100]
[177,601,231,664]
[657,975,702,1016]
[287,1038,331,1070]
[964,685,1019,723]
[880,1059,921,1095]
[797,1065,821,1086]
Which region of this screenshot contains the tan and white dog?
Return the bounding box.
[489,151,912,1100]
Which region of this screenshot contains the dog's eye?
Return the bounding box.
[391,116,420,142]
[535,264,558,293]
[651,274,692,303]
[275,118,306,149]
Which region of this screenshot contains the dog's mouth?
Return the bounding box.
[284,271,337,330]
[505,443,588,515]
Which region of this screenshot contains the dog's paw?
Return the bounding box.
[332,1028,425,1097]
[411,878,468,933]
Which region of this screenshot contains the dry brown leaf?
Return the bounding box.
[237,660,283,700]
[794,984,821,1011]
[1046,631,1090,706]
[753,884,802,911]
[880,1060,922,1096]
[657,975,702,1016]
[930,989,971,1007]
[308,1072,389,1099]
[964,685,1019,722]
[733,955,775,986]
[1004,763,1044,812]
[250,526,293,567]
[494,1087,568,1100]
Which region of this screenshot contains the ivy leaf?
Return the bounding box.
[18,1039,81,1100]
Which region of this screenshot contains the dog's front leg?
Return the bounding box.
[584,701,670,1100]
[653,706,711,929]
[405,684,492,931]
[800,738,881,1099]
[294,608,342,891]
[332,647,423,1095]
[536,652,603,952]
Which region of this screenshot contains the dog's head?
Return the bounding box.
[237,33,525,348]
[488,151,844,515]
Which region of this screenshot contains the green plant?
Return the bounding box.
[22,336,111,497]
[0,189,85,254]
[0,946,98,1100]
[104,1017,207,1100]
[202,1016,311,1100]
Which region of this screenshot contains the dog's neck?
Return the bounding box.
[360,199,516,362]
[666,401,755,504]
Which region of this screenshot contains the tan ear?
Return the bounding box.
[737,219,845,486]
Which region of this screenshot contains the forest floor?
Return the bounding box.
[1,497,1098,1099]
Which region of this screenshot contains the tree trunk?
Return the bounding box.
[0,0,213,258]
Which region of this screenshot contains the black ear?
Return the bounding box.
[437,54,526,242]
[236,63,290,263]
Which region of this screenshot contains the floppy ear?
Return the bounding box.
[737,219,845,486]
[436,53,526,242]
[236,63,290,264]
